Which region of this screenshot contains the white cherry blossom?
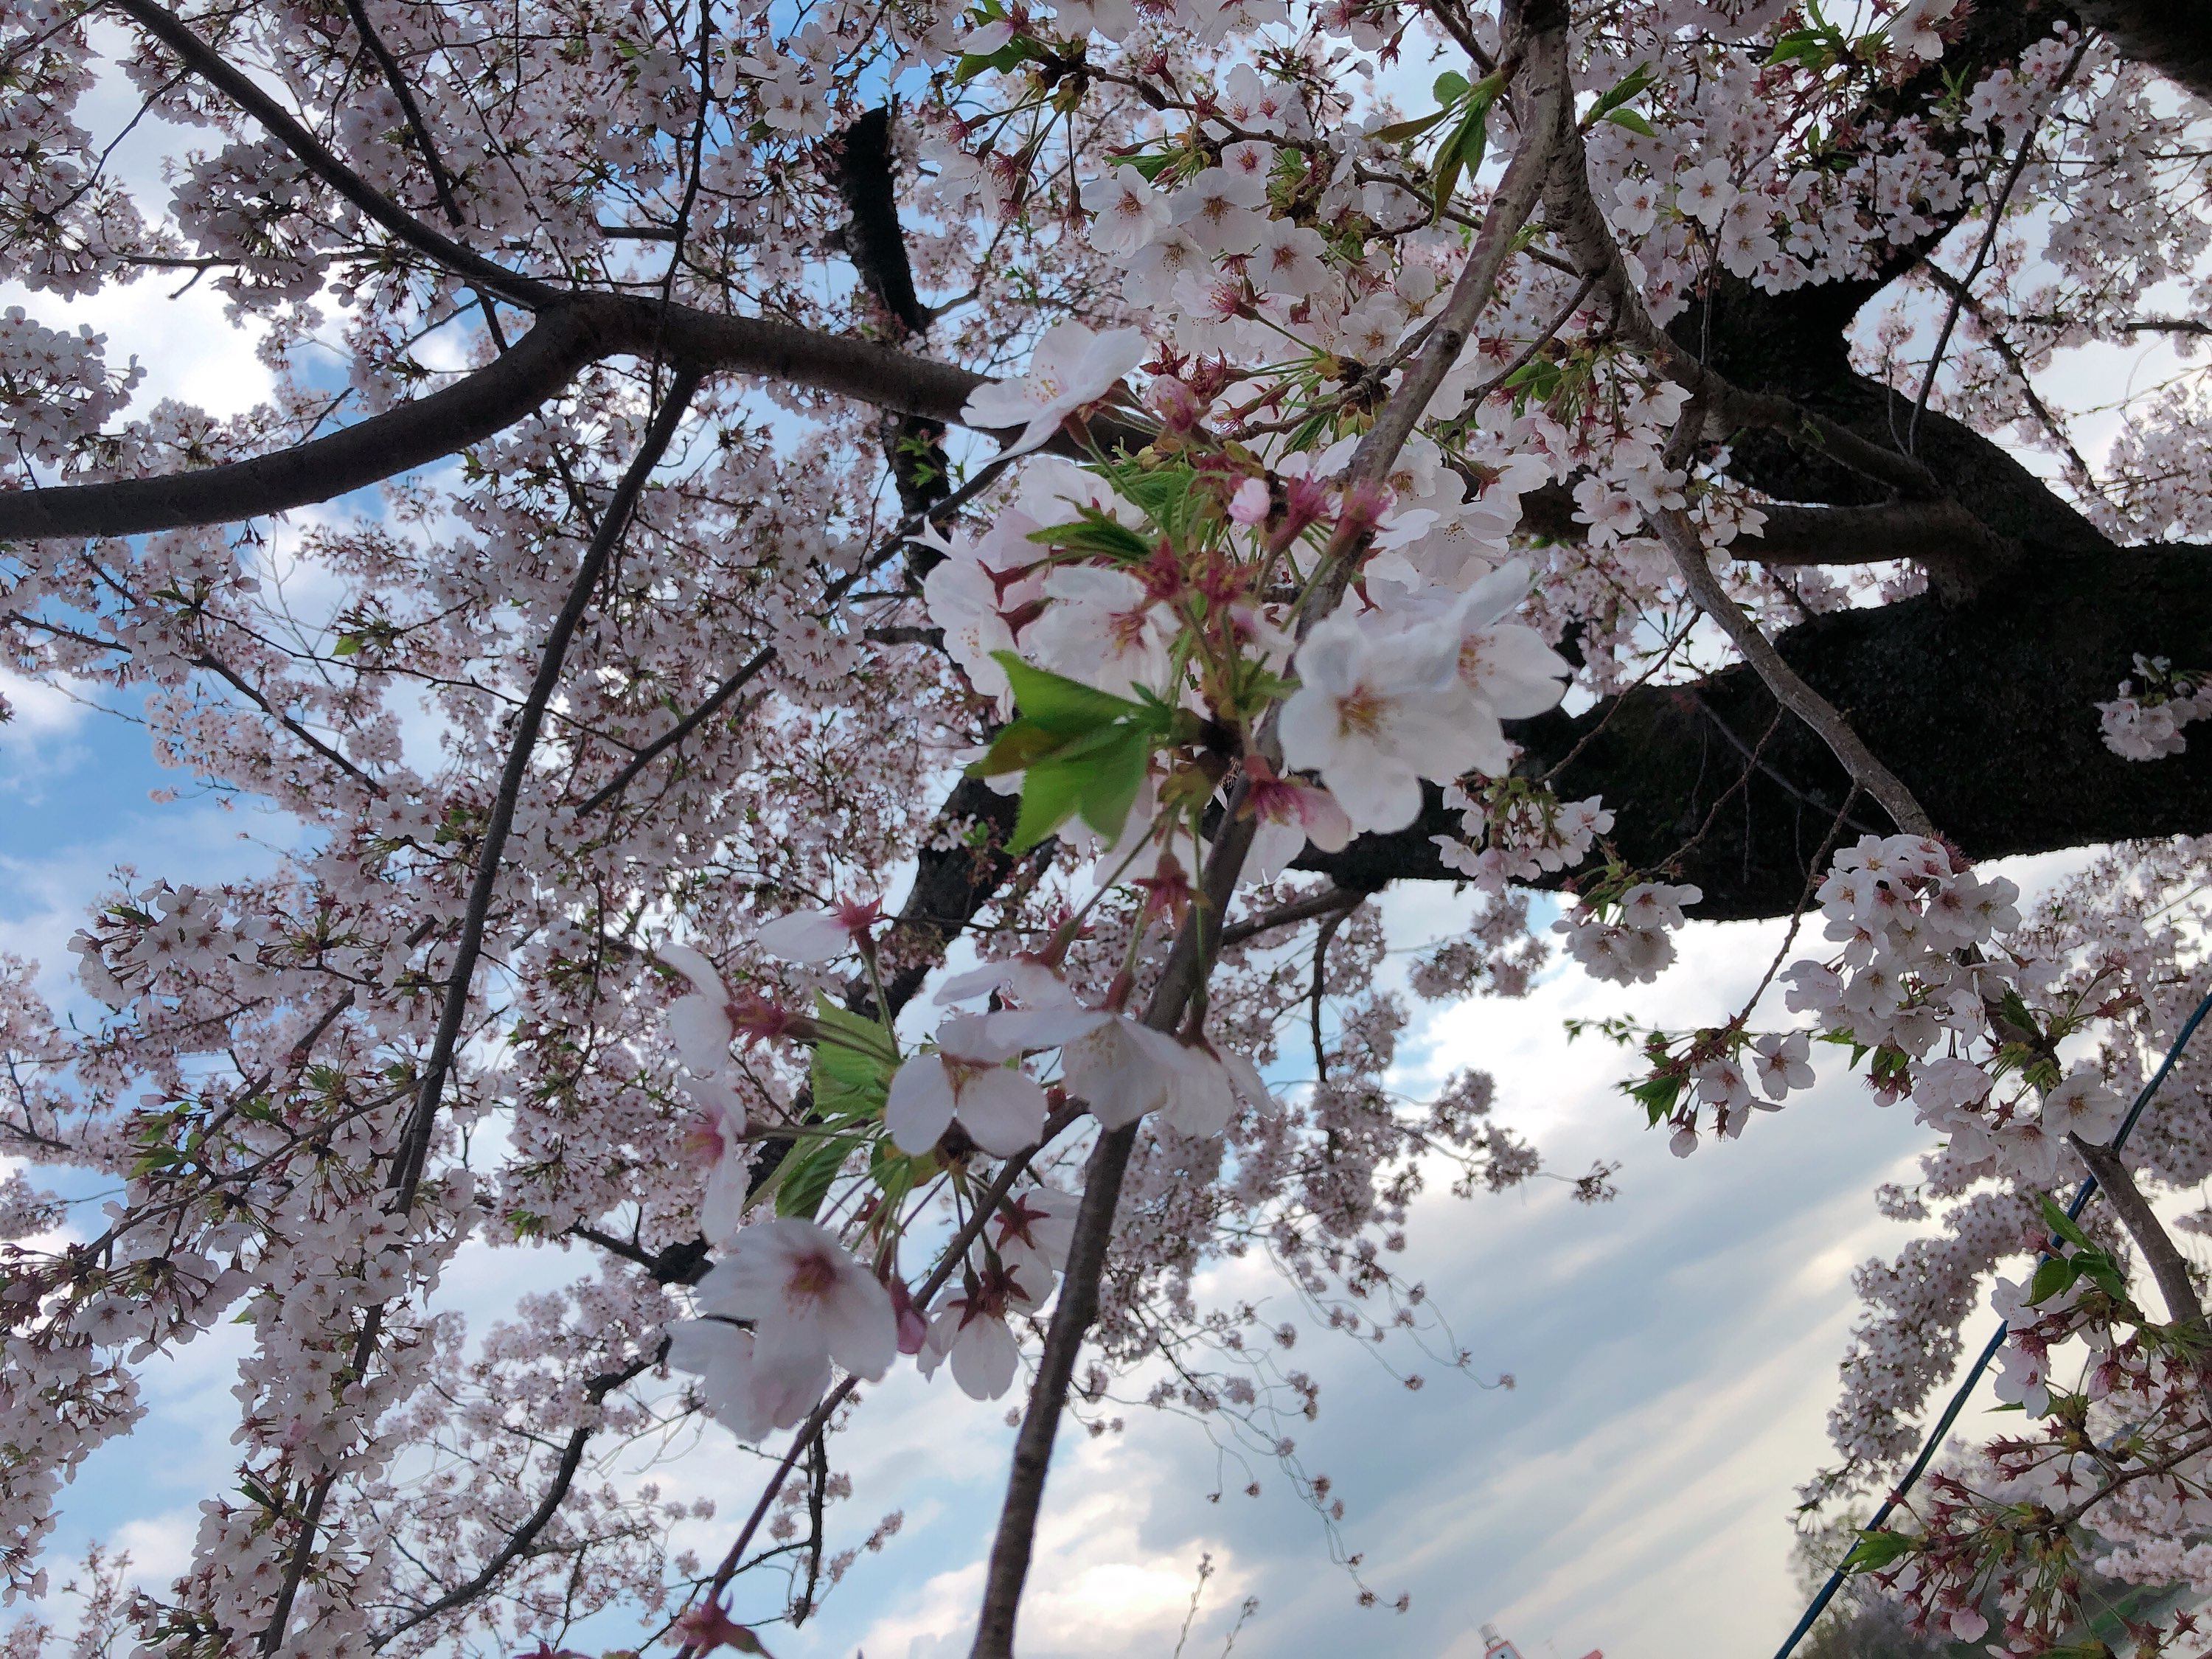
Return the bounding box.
[960,321,1147,459]
[1279,606,1484,833]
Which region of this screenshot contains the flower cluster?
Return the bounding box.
[2097,654,2211,761]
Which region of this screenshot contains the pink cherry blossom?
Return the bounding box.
[959,321,1147,459]
[695,1219,895,1384]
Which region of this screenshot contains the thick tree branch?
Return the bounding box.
[0,304,610,540]
[0,295,1130,542]
[2074,0,2212,102]
[1298,540,2212,918]
[1742,500,2012,577]
[2069,1134,2204,1329]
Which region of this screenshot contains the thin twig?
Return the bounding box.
[370,1346,664,1646]
[1907,38,2090,453]
[257,369,701,1654]
[576,453,1015,815]
[1653,487,1935,839]
[671,1110,1081,1652]
[1310,908,1346,1086]
[1218,885,1363,947]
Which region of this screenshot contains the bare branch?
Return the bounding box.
[1655,495,1936,838]
[2069,1134,2205,1328]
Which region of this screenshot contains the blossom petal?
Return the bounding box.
[949,1315,1022,1400]
[754,910,852,962]
[668,995,735,1075]
[953,1067,1048,1155]
[885,1057,957,1155]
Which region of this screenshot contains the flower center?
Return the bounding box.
[787,1251,838,1301]
[1332,685,1386,738]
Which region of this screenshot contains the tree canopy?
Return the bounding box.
[6,0,2212,1654]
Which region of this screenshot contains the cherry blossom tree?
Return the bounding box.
[5,0,2212,1653]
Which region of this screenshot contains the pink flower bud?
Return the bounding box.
[673,1598,770,1655]
[887,1276,929,1355]
[1227,476,1271,525]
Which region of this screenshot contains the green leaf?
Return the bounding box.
[1105,145,1181,181]
[973,653,1168,849]
[1009,751,1091,850]
[2073,1248,2129,1302]
[1765,27,1840,69]
[1026,509,1152,563]
[810,994,897,1118]
[1602,107,1657,136]
[1502,357,1562,401]
[774,1133,856,1220]
[952,37,1034,83]
[2041,1194,2092,1251]
[1433,69,1470,105]
[1627,1072,1683,1127]
[995,653,1145,733]
[1996,987,2042,1040]
[1592,61,1658,116]
[1075,725,1151,841]
[1376,108,1454,145]
[1840,1528,1917,1573]
[2027,1255,2078,1308]
[1429,72,1502,214]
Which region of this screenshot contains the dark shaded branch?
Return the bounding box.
[0,304,611,539]
[1655,498,1934,835]
[1297,540,2212,919]
[1219,883,1366,947]
[386,368,703,1207]
[260,369,703,1655]
[2074,0,2212,102]
[339,0,465,226]
[0,296,1135,542]
[828,108,929,338]
[1743,499,2012,577]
